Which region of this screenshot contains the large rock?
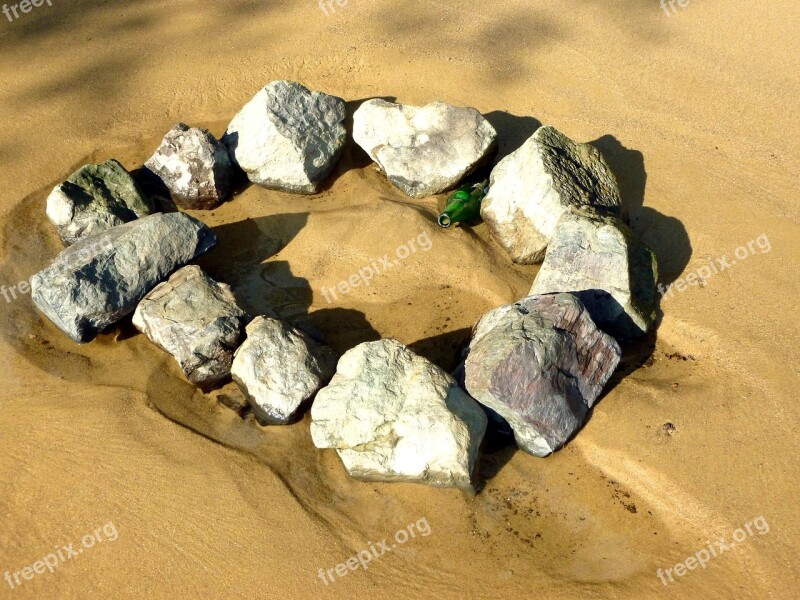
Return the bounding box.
[352,99,497,198]
[143,123,233,209]
[132,266,249,392]
[31,212,217,343]
[310,339,487,488]
[481,126,623,264]
[46,159,155,245]
[464,293,621,457]
[530,207,658,339]
[221,81,346,193]
[231,316,337,424]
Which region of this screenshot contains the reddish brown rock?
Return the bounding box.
[463,293,621,457]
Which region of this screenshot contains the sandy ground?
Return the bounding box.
[0,1,798,598]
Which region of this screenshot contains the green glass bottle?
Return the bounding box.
[437,180,489,228]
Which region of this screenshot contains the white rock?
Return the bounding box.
[132,266,249,392]
[310,339,487,488]
[481,125,623,264]
[353,99,497,198]
[222,81,346,193]
[231,317,337,424]
[529,207,658,339]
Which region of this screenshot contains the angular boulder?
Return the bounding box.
[222,81,346,193]
[31,212,217,343]
[46,159,155,245]
[132,265,249,392]
[352,99,497,198]
[231,316,337,424]
[530,207,658,339]
[310,339,487,488]
[143,123,233,209]
[481,125,623,264]
[463,293,621,457]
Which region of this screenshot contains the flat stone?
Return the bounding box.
[231,316,337,424]
[143,123,233,209]
[132,265,249,392]
[46,159,155,245]
[310,339,487,488]
[222,80,346,193]
[464,293,621,457]
[353,99,497,198]
[481,125,623,264]
[530,207,658,339]
[31,212,217,343]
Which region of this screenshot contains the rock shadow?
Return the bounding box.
[483,111,542,164]
[590,134,692,286]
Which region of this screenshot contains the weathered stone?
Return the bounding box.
[352,99,497,198]
[481,125,623,264]
[132,266,249,392]
[530,207,658,339]
[143,123,233,209]
[222,81,346,193]
[231,316,337,424]
[46,159,155,245]
[464,293,621,457]
[31,212,217,343]
[310,339,487,488]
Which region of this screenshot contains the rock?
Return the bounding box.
[352,99,497,198]
[463,293,621,457]
[231,316,337,424]
[31,212,217,343]
[529,207,658,339]
[481,125,623,264]
[46,159,155,245]
[132,265,249,392]
[221,81,346,193]
[143,123,233,209]
[310,339,487,488]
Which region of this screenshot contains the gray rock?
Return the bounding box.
[310,339,487,488]
[132,265,249,392]
[481,125,623,264]
[231,316,337,424]
[144,123,233,209]
[352,99,497,198]
[464,293,621,457]
[530,207,658,339]
[46,159,155,245]
[31,212,217,343]
[222,81,346,193]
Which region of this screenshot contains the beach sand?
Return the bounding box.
[0,1,797,598]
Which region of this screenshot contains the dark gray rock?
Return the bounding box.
[222,81,347,193]
[464,293,621,457]
[530,207,658,339]
[352,99,497,198]
[31,212,217,343]
[46,159,155,245]
[231,316,337,424]
[143,123,233,210]
[481,126,623,264]
[132,265,249,391]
